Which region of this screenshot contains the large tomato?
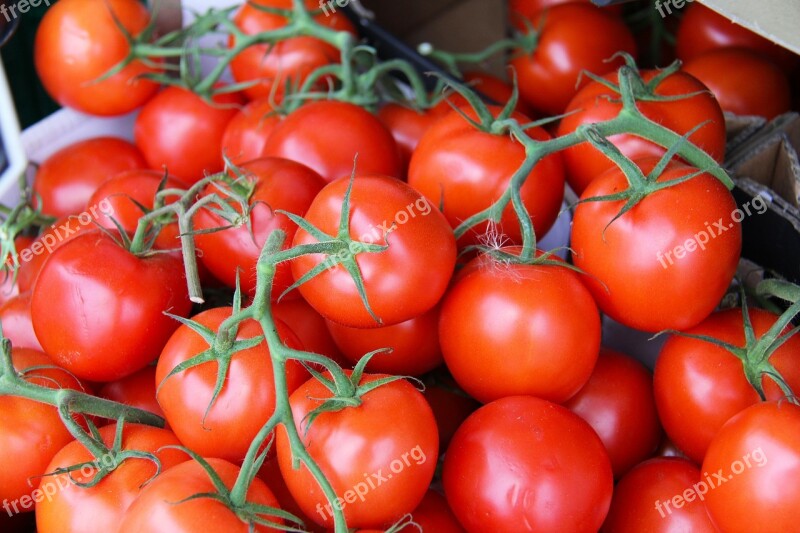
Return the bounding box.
[221,98,281,164]
[571,159,741,332]
[34,0,161,115]
[276,373,438,529]
[444,396,613,532]
[291,174,456,328]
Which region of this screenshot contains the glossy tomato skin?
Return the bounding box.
[565,349,662,478]
[118,458,283,533]
[134,87,244,183]
[571,159,741,333]
[263,101,402,182]
[33,138,147,218]
[156,306,307,463]
[194,158,326,298]
[439,252,600,403]
[654,308,800,464]
[276,373,438,529]
[444,396,613,532]
[35,424,185,533]
[229,0,356,101]
[34,0,161,116]
[702,401,800,533]
[272,297,346,366]
[99,366,166,424]
[31,231,191,382]
[0,292,43,351]
[376,103,439,176]
[221,98,281,164]
[510,3,636,116]
[600,458,719,532]
[557,69,726,195]
[291,174,456,328]
[682,48,791,120]
[15,217,91,294]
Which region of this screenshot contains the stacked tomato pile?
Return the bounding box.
[2,0,799,532]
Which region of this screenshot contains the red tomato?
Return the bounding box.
[34,0,161,115]
[422,374,480,451]
[272,297,346,366]
[31,231,191,382]
[509,0,622,21]
[439,252,600,403]
[510,3,636,116]
[263,101,402,182]
[654,307,800,464]
[0,292,42,351]
[571,159,741,332]
[276,373,438,529]
[35,424,185,533]
[156,306,307,463]
[557,68,726,195]
[99,366,166,424]
[703,401,800,533]
[444,396,613,532]
[229,0,356,101]
[14,217,91,293]
[408,105,564,245]
[221,98,281,164]
[601,458,719,532]
[325,305,442,376]
[682,48,792,120]
[33,138,147,218]
[118,458,283,532]
[565,349,662,478]
[376,103,439,175]
[134,87,244,183]
[291,174,456,328]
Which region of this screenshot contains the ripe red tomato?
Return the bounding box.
[571,159,741,332]
[376,104,439,175]
[229,0,356,101]
[33,138,147,218]
[118,458,283,532]
[654,307,800,464]
[408,106,564,245]
[601,458,719,532]
[272,297,346,366]
[444,396,613,532]
[31,231,191,382]
[291,174,456,328]
[99,366,166,424]
[263,101,402,182]
[156,306,307,463]
[509,3,636,116]
[703,401,800,533]
[0,292,42,351]
[276,373,438,529]
[557,68,726,195]
[565,349,662,478]
[35,424,185,533]
[439,252,600,403]
[134,87,244,184]
[682,48,792,120]
[221,98,281,164]
[34,0,161,116]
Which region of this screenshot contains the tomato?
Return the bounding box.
[194,158,326,299]
[703,401,800,533]
[276,373,438,529]
[156,306,307,463]
[654,307,800,464]
[273,297,346,365]
[509,3,636,116]
[263,101,402,182]
[571,159,741,332]
[14,217,88,294]
[0,292,42,351]
[33,138,147,219]
[376,104,439,175]
[34,0,161,116]
[134,87,244,184]
[325,305,442,376]
[35,424,185,533]
[601,458,719,532]
[444,396,613,532]
[509,0,622,22]
[229,0,356,101]
[291,174,456,328]
[408,106,564,245]
[556,68,726,195]
[439,251,600,403]
[676,3,798,71]
[99,366,166,424]
[31,231,191,382]
[422,373,480,451]
[221,98,281,164]
[0,349,88,506]
[682,48,792,120]
[565,349,661,478]
[118,458,283,533]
